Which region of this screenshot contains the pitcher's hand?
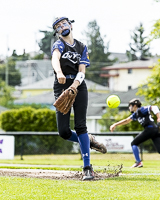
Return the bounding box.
[57,72,66,84]
[110,124,116,132]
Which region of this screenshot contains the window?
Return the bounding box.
[31,70,37,77]
[128,69,132,74]
[128,86,132,90]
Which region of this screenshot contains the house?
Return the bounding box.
[15,77,108,99]
[16,60,53,86]
[15,59,108,98]
[15,53,128,87]
[100,57,159,92]
[15,76,55,98]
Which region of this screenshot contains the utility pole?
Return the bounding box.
[5,36,9,85]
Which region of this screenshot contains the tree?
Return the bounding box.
[148,19,160,56]
[99,108,143,132]
[11,49,29,61]
[0,80,14,107]
[31,52,44,60]
[38,30,56,58]
[84,20,117,85]
[137,59,160,107]
[0,56,21,86]
[126,23,152,61]
[148,0,160,43]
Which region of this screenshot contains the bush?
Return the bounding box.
[0,107,73,154]
[0,107,57,131]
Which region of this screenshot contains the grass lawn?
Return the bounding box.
[0,153,160,200]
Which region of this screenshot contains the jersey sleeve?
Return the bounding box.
[130,113,137,121]
[140,106,151,115]
[80,46,90,67]
[51,40,65,55]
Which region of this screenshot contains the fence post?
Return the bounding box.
[140,143,143,161]
[20,135,24,160]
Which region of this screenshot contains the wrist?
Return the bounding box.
[74,72,85,85]
[56,70,63,75]
[71,81,80,89]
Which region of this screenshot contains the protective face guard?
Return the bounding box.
[52,17,75,36]
[56,23,71,37]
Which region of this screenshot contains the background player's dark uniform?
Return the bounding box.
[130,106,160,153]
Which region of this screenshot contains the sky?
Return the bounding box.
[0,0,160,58]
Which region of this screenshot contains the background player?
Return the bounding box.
[51,17,106,180]
[110,98,160,168]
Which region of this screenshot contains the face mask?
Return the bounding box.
[61,29,70,36]
[56,23,70,37]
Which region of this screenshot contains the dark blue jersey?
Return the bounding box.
[51,38,90,75]
[130,106,157,128]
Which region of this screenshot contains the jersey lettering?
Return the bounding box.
[137,117,145,125]
[62,51,81,64]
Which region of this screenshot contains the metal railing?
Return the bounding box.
[0,131,140,136]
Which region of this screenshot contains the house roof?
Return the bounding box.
[87,88,145,116]
[14,87,144,117]
[15,77,107,91]
[15,76,55,90]
[14,91,54,105]
[101,57,159,70]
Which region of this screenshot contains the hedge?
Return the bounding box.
[0,107,74,154]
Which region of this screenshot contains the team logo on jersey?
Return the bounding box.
[138,117,145,125]
[62,51,81,64]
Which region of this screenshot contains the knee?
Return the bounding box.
[58,128,71,140]
[131,140,136,146]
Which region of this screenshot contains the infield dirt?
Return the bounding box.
[0,165,123,181]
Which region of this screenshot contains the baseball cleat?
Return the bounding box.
[130,161,143,168]
[89,134,107,154]
[83,165,94,181]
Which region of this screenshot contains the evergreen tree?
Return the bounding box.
[0,56,21,86]
[126,23,152,61]
[38,30,56,58]
[84,20,117,85]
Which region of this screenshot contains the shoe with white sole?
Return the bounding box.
[83,165,94,181]
[131,161,143,168]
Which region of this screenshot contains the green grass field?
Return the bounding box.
[0,153,160,200]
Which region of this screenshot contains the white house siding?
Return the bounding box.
[86,116,103,133]
[109,68,152,91]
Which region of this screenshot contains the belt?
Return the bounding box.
[65,75,76,79]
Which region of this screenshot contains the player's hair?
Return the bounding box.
[128,98,142,108]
